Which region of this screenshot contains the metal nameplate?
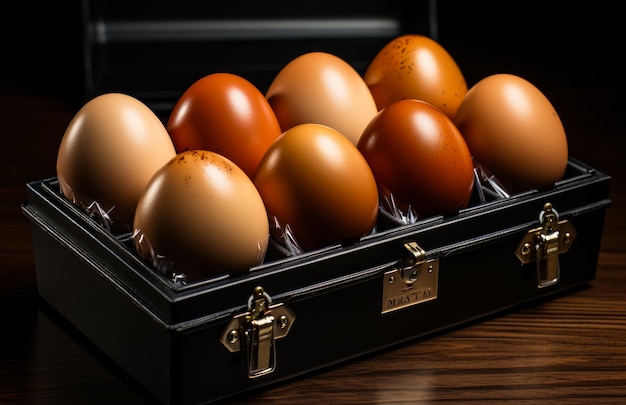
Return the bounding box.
[382,258,439,314]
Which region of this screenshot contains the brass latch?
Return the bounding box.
[515,202,577,288]
[220,286,295,378]
[382,241,439,314]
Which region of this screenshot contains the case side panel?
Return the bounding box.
[26,208,174,404]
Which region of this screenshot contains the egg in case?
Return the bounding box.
[133,150,270,281]
[453,73,568,193]
[167,72,282,179]
[364,34,468,120]
[254,123,379,253]
[56,92,177,232]
[357,99,475,222]
[266,52,378,145]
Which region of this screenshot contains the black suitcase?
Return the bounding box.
[22,156,611,404]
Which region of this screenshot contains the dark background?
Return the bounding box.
[3,1,623,102]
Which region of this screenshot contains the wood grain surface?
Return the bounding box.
[1,2,625,404]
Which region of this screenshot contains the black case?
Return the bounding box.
[22,157,611,404]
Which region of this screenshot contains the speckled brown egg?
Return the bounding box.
[364,34,468,120]
[133,150,269,280]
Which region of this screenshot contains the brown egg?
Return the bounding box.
[254,123,379,252]
[133,150,269,280]
[454,73,568,192]
[166,72,282,179]
[266,52,378,145]
[56,93,176,231]
[358,99,474,219]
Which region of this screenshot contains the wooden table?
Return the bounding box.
[2,5,625,404]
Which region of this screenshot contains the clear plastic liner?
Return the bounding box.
[269,215,305,257]
[57,159,515,285]
[380,161,511,226]
[131,228,184,285]
[56,177,131,233]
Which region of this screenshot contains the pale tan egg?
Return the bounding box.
[56,93,176,231]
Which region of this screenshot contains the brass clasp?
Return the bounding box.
[516,203,577,288]
[220,286,295,378]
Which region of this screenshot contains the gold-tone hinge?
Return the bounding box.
[220,286,295,378]
[515,202,577,288]
[382,241,439,314]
